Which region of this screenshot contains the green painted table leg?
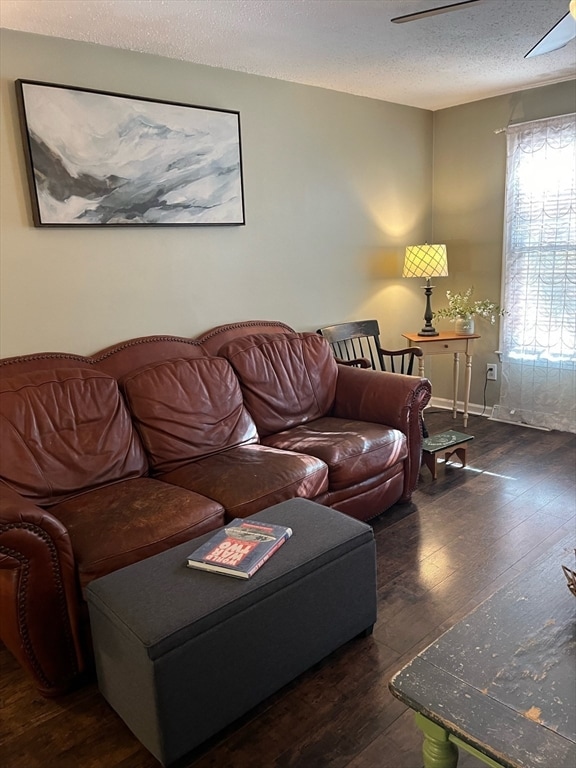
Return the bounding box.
[416,713,459,768]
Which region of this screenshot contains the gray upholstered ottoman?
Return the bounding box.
[86,498,377,766]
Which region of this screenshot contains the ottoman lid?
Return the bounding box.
[86,499,374,660]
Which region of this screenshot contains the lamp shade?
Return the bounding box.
[403,244,448,279]
[571,0,576,20]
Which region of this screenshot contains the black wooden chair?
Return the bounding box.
[317,319,428,436]
[317,319,423,374]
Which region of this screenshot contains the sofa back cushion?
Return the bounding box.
[120,356,259,473]
[0,368,147,506]
[220,333,338,437]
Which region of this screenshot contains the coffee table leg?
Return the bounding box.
[416,713,459,768]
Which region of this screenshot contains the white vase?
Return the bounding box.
[455,317,475,335]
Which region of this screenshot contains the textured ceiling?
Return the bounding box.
[1,0,575,110]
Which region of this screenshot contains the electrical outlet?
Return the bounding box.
[486,363,497,381]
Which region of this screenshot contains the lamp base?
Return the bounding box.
[419,280,439,337]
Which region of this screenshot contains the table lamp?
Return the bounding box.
[403,243,448,336]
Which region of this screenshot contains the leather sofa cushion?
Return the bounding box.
[159,443,329,519]
[262,417,407,490]
[121,356,259,473]
[0,368,147,506]
[220,333,338,437]
[52,477,225,591]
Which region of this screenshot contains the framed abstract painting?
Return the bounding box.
[15,80,245,227]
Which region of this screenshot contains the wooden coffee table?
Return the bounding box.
[389,535,576,768]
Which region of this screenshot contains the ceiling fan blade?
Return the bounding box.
[391,0,484,24]
[525,12,576,58]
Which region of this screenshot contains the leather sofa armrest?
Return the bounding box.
[332,366,432,501]
[0,483,84,696]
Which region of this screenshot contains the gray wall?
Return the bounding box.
[0,29,432,358]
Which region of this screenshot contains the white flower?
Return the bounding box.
[434,289,505,324]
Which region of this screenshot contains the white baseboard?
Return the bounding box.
[425,397,551,431]
[425,396,487,417]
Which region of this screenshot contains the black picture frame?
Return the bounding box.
[15,79,245,227]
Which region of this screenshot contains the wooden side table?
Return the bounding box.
[403,332,480,428]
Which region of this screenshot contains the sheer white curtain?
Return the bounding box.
[495,113,576,433]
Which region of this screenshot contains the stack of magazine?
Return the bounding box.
[186,518,293,579]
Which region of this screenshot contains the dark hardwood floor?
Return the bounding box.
[2,411,575,768]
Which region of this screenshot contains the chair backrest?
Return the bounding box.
[317,320,423,375]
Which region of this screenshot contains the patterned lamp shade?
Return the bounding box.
[403,244,448,279]
[403,244,448,337]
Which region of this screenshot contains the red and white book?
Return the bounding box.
[186,518,293,579]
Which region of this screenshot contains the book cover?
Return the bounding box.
[186,518,293,579]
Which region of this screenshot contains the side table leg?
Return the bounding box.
[452,353,459,420]
[463,352,472,428]
[416,713,459,768]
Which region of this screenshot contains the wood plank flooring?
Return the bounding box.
[2,411,575,768]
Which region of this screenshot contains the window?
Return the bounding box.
[496,113,576,432]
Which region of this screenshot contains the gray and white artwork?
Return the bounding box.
[17,81,245,226]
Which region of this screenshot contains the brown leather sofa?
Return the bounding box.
[0,321,431,696]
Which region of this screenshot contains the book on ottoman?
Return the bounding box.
[186,518,293,578]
